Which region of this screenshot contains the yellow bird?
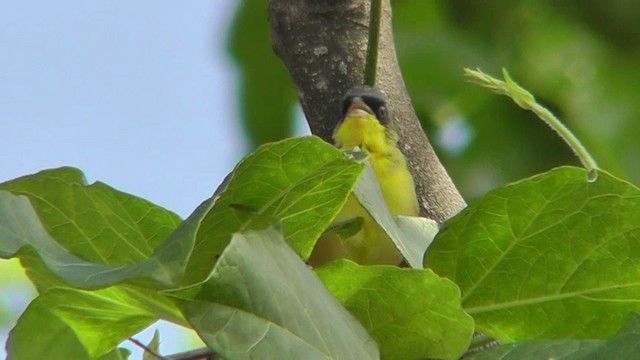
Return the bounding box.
[308,86,419,266]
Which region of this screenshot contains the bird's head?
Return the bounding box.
[333,86,395,152]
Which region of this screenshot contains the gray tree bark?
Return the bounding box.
[268,0,466,223]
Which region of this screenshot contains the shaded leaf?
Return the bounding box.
[324,217,364,244]
[353,160,438,268]
[316,260,473,360]
[469,339,600,360]
[396,214,439,260]
[179,225,379,360]
[182,136,363,285]
[427,166,640,341]
[468,312,640,360]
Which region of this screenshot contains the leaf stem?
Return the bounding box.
[464,68,599,181]
[363,0,382,86]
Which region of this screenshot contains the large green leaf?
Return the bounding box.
[1,167,180,264]
[427,166,640,341]
[0,168,185,289]
[182,136,363,285]
[179,225,379,360]
[6,286,177,359]
[468,312,640,360]
[7,298,90,360]
[316,260,474,360]
[0,186,208,290]
[0,190,156,289]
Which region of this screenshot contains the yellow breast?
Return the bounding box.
[308,113,418,266]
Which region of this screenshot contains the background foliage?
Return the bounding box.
[229,0,640,198]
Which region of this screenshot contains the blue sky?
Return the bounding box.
[0,1,249,357]
[1,1,243,217]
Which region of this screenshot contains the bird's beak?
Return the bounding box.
[345,97,375,118]
[333,96,377,142]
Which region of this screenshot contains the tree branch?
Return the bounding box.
[268,0,466,223]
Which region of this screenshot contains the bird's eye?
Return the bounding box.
[377,106,389,124]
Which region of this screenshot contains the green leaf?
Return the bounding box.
[144,198,215,287]
[427,166,640,341]
[6,286,173,359]
[316,260,474,360]
[182,136,363,285]
[227,0,297,148]
[0,190,138,289]
[0,189,203,290]
[468,312,640,360]
[469,339,600,360]
[142,330,161,360]
[324,217,364,244]
[1,167,180,264]
[7,298,91,360]
[179,225,379,360]
[0,167,186,290]
[502,68,536,109]
[353,160,438,268]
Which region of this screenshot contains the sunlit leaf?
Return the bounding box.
[427,166,640,341]
[182,136,363,285]
[7,286,176,359]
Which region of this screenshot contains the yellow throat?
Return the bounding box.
[308,86,418,266]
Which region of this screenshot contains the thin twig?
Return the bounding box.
[363,0,382,86]
[464,68,599,181]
